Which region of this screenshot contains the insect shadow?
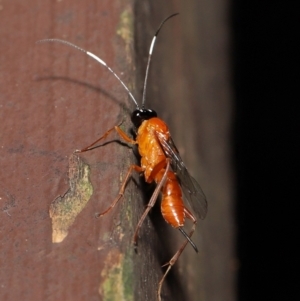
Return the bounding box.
[35,75,132,117]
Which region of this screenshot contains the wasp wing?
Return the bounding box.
[156,132,208,220]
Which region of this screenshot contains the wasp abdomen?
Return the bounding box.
[160,171,185,227]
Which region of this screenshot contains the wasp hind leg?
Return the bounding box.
[157,209,197,301]
[132,160,170,246]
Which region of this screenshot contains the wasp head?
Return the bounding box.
[131,109,157,128]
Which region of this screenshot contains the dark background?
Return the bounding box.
[232,2,298,300]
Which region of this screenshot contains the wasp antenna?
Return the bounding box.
[36,39,140,109]
[141,13,179,108]
[178,227,198,253]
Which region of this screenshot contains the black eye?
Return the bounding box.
[131,109,157,127]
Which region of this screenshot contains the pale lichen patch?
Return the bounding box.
[49,154,93,243]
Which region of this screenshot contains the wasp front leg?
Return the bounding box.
[74,123,139,216]
[74,122,136,153]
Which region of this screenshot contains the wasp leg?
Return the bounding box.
[157,209,197,301]
[132,160,170,245]
[95,164,144,218]
[74,122,136,153]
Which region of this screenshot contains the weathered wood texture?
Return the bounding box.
[0,1,234,301]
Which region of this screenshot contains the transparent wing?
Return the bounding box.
[156,132,208,220]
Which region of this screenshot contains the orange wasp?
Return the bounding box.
[39,13,207,300]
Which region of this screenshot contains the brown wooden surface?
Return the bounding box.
[0,1,234,301]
